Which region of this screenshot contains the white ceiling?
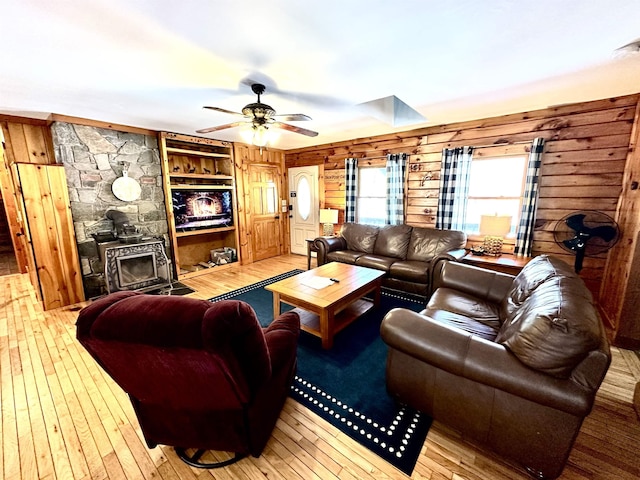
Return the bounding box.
[2,0,640,150]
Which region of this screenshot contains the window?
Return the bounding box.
[464,156,527,237]
[296,175,311,221]
[356,167,386,226]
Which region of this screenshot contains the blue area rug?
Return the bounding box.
[209,270,431,475]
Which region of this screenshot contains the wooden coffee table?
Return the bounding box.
[265,262,385,348]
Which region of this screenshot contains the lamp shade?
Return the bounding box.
[479,215,512,237]
[319,208,338,224]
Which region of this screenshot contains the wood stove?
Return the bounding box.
[103,240,170,293]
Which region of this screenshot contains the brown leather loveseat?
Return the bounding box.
[380,255,611,479]
[315,223,466,297]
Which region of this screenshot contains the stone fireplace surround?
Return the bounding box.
[52,122,171,299]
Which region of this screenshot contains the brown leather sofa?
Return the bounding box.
[314,223,466,297]
[380,255,611,479]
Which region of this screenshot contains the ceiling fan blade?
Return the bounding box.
[196,122,246,134]
[271,122,318,137]
[240,74,348,107]
[203,106,244,116]
[273,113,312,121]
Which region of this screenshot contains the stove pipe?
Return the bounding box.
[105,209,131,234]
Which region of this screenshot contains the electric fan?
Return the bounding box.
[553,211,620,273]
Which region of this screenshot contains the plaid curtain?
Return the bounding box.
[436,146,473,230]
[385,153,407,225]
[344,158,358,223]
[514,137,545,257]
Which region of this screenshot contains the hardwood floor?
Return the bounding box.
[1,254,639,480]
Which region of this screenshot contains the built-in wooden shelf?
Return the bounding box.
[175,226,235,238]
[159,131,240,280]
[165,146,231,158]
[170,183,234,190]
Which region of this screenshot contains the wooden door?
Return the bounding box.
[17,163,84,310]
[249,164,282,261]
[289,165,320,255]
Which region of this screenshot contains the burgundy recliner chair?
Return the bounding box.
[76,291,300,468]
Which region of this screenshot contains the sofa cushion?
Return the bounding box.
[355,254,395,272]
[340,223,380,253]
[496,276,602,378]
[407,227,466,262]
[425,309,501,341]
[499,255,581,323]
[425,287,502,339]
[327,250,364,265]
[374,224,412,259]
[389,260,430,284]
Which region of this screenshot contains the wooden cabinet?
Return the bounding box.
[159,132,240,280]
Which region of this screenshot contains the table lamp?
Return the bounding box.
[479,214,512,256]
[319,208,339,236]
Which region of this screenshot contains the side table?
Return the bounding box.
[461,252,531,275]
[305,238,319,270]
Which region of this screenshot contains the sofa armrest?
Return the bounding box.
[432,260,514,303]
[429,248,467,294]
[380,308,597,415]
[314,236,347,265]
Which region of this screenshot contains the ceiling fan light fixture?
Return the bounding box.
[198,82,318,142]
[252,125,270,147]
[242,103,275,118]
[239,124,255,144]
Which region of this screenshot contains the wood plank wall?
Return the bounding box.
[285,94,639,299]
[600,101,640,347]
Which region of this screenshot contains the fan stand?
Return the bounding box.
[573,246,587,273]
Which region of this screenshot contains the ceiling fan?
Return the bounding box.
[196,83,318,145]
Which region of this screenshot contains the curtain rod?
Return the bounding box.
[351,140,534,159]
[466,140,534,149]
[350,153,408,160]
[353,155,388,160]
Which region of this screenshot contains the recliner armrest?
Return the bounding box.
[432,260,514,303]
[380,308,596,416]
[314,236,347,265]
[264,311,301,370]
